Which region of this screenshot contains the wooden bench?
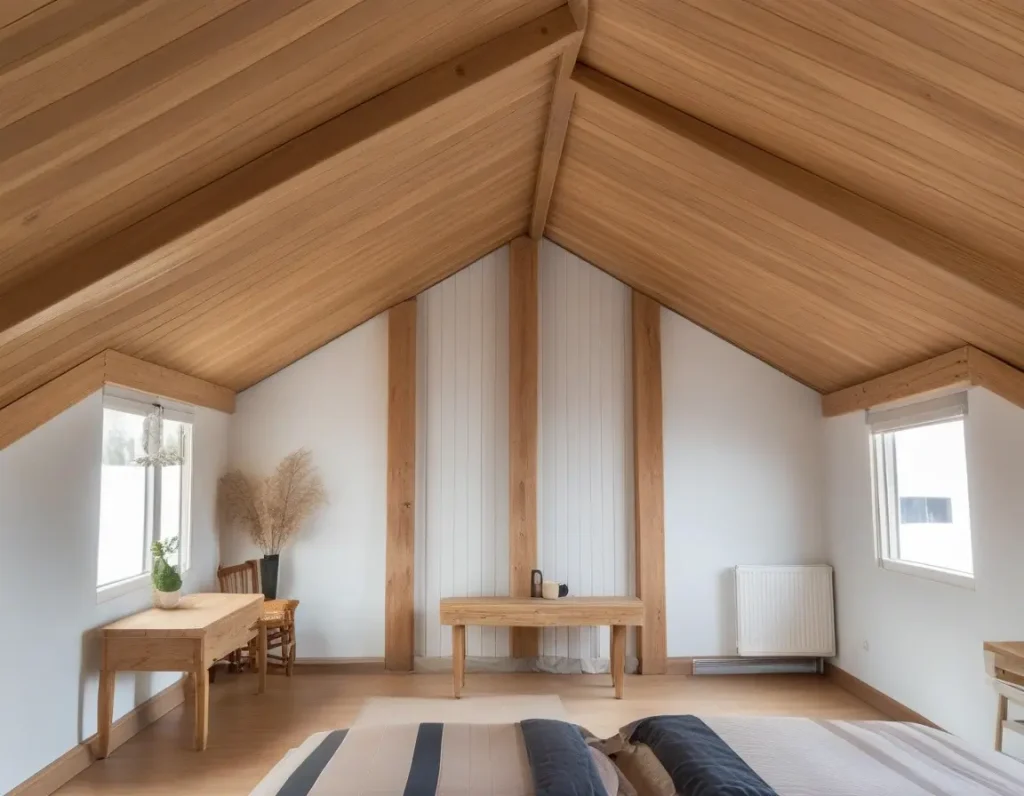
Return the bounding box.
[440,596,644,699]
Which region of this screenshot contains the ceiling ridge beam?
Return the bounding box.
[570,64,1024,319]
[0,5,579,349]
[822,345,1024,416]
[0,349,235,451]
[528,0,587,240]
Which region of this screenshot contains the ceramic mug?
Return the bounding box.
[541,580,560,599]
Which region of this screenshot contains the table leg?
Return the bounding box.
[96,668,116,758]
[258,622,268,695]
[193,668,209,751]
[611,625,626,699]
[996,693,1008,751]
[453,625,466,699]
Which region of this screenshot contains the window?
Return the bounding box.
[97,395,193,594]
[870,392,973,585]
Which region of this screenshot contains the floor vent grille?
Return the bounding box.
[692,657,823,676]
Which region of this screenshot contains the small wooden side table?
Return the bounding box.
[440,597,644,699]
[984,641,1024,751]
[97,593,265,756]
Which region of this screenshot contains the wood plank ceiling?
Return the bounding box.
[1,0,1023,406]
[0,0,569,407]
[557,0,1024,391]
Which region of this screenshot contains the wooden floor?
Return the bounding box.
[58,672,882,795]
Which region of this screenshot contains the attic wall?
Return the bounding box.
[223,316,389,659]
[222,239,826,663]
[826,388,1024,751]
[0,393,229,793]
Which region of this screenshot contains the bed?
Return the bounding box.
[602,715,1024,796]
[251,714,1024,796]
[250,719,631,796]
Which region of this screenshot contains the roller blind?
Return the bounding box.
[866,391,967,434]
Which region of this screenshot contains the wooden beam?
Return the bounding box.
[0,349,237,450]
[631,290,666,674]
[509,237,540,658]
[823,346,1024,416]
[0,353,106,450]
[385,299,417,672]
[528,1,587,240]
[967,348,1024,411]
[103,351,236,413]
[822,348,971,416]
[569,64,1024,317]
[0,6,580,348]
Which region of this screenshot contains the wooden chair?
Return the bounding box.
[216,560,299,677]
[250,599,299,676]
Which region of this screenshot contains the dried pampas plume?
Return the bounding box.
[219,449,327,555]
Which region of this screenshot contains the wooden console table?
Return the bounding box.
[984,641,1024,751]
[440,597,644,699]
[97,593,265,756]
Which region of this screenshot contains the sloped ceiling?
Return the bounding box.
[1,0,1022,406]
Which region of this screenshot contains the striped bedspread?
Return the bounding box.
[607,715,1024,796]
[251,719,627,796]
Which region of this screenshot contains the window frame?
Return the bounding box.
[868,392,975,590]
[96,390,195,601]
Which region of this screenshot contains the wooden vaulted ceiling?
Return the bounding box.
[1,0,1023,412]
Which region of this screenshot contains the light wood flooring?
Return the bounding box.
[57,672,883,795]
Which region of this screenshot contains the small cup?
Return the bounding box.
[541,580,560,599]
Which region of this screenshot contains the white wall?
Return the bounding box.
[0,393,228,794]
[538,241,634,663]
[662,310,826,656]
[416,249,510,659]
[826,387,1024,751]
[224,315,388,659]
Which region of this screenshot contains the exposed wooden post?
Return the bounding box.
[632,290,667,674]
[509,237,540,657]
[528,1,588,240]
[385,299,417,671]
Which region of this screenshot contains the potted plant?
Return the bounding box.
[151,537,182,609]
[219,449,326,599]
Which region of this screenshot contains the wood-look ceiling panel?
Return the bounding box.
[581,0,1024,273]
[0,0,561,288]
[548,70,1024,392]
[0,56,554,406]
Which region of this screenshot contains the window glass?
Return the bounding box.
[872,405,973,579]
[97,404,192,590]
[97,410,148,587]
[891,420,972,573]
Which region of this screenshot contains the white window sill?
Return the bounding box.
[880,558,975,590]
[96,573,151,603]
[96,566,189,604]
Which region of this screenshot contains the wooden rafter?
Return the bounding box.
[0,6,580,349]
[0,350,235,451]
[822,346,1024,416]
[528,1,587,240]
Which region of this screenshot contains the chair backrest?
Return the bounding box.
[218,560,260,594]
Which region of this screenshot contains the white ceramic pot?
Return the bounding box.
[541,580,559,599]
[153,588,181,609]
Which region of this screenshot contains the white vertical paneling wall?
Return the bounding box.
[416,248,510,659]
[538,240,635,664]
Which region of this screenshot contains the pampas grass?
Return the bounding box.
[220,449,326,555]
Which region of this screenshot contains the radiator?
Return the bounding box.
[734,565,836,657]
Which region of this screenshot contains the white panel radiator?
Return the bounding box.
[734,565,835,657]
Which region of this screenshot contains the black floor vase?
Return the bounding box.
[260,554,280,599]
